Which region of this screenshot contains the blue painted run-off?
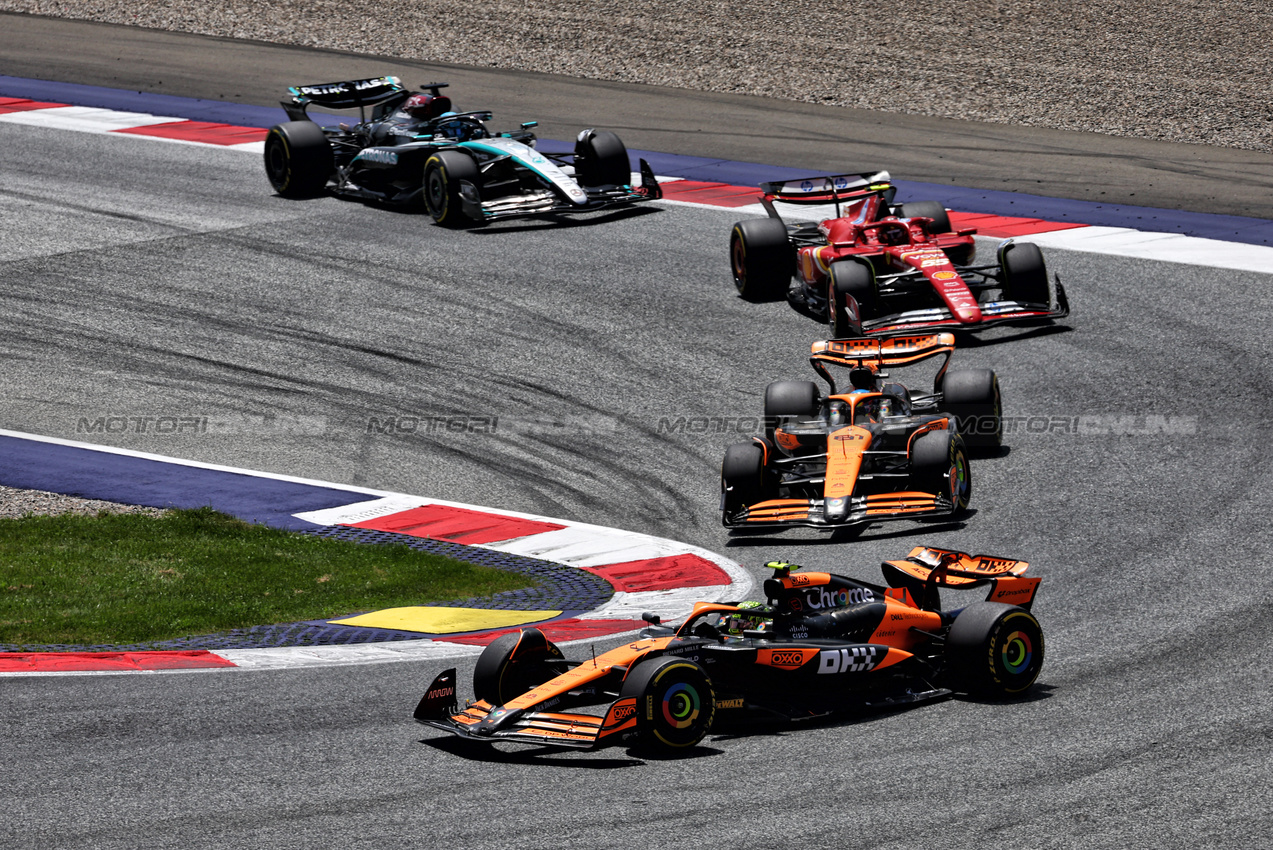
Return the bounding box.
[0,435,363,530]
[3,74,1271,247]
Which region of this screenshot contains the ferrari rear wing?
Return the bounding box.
[880,546,1040,610]
[759,171,892,205]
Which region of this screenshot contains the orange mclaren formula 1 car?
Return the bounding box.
[728,171,1069,336]
[720,332,999,533]
[414,547,1044,753]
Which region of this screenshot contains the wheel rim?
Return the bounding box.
[1001,629,1034,675]
[426,169,447,215]
[265,138,287,186]
[730,236,747,289]
[661,682,702,730]
[949,449,970,506]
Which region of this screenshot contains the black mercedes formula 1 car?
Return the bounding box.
[263,76,661,225]
[415,547,1045,753]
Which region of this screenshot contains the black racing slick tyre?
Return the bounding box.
[828,260,876,337]
[763,380,820,420]
[730,218,794,302]
[763,380,819,442]
[574,129,631,187]
[472,628,565,706]
[620,657,716,753]
[911,429,971,514]
[900,201,974,264]
[423,150,481,227]
[946,602,1045,697]
[898,201,953,235]
[264,121,333,198]
[721,441,766,515]
[939,369,1003,450]
[999,241,1050,305]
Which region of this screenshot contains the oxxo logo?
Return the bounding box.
[425,685,454,700]
[769,650,806,668]
[611,703,636,721]
[819,647,880,674]
[804,586,874,610]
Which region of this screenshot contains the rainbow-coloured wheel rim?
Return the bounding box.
[661,682,701,730]
[1001,630,1034,675]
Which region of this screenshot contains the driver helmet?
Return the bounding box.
[723,601,769,635]
[435,111,477,141]
[402,93,452,120]
[848,367,876,391]
[880,223,909,245]
[854,395,883,424]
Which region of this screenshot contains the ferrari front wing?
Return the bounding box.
[862,280,1070,335]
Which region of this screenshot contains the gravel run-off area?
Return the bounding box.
[0,486,166,519]
[1,1,1270,152]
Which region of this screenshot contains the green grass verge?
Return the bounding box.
[0,507,534,646]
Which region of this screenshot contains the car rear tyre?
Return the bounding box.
[620,657,716,752]
[898,200,952,235]
[574,129,631,187]
[264,121,333,198]
[911,429,971,514]
[946,602,1045,697]
[764,380,819,441]
[472,628,566,706]
[939,369,1002,449]
[828,260,876,337]
[722,442,766,514]
[999,241,1050,305]
[423,151,481,227]
[730,218,793,302]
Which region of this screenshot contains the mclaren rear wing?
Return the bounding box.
[880,546,1041,611]
[809,333,957,393]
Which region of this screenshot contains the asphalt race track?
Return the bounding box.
[3,18,1273,850]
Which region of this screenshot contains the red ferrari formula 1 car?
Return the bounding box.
[720,332,1000,533]
[414,547,1045,753]
[729,171,1069,336]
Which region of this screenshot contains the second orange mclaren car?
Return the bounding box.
[720,332,1000,532]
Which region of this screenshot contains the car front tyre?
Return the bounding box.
[423,151,481,227]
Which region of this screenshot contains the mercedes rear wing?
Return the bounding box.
[281,76,431,121]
